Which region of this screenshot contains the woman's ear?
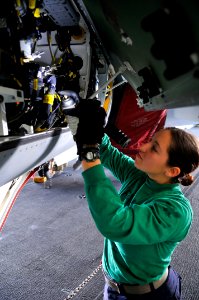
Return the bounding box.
[165,166,181,178]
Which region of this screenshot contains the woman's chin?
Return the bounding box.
[134,159,140,169]
[134,157,145,172]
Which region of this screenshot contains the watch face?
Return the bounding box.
[82,149,100,162]
[86,152,94,160]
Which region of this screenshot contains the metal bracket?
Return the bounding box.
[0,86,24,136]
[89,61,135,99]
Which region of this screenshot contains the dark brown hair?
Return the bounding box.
[166,127,199,186]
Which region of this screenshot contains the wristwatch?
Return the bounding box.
[80,146,100,162]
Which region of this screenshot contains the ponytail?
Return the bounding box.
[178,174,194,186]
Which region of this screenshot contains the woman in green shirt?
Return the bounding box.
[72,99,199,300]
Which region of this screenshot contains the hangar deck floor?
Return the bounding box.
[0,161,199,300]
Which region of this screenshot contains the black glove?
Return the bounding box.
[75,98,106,157]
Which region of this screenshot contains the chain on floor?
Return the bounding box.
[64,263,102,299]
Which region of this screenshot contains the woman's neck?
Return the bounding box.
[147,174,172,185]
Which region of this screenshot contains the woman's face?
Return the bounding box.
[135,129,172,183]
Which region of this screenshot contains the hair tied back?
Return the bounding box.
[178,174,194,186]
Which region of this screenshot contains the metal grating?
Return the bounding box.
[43,0,80,27]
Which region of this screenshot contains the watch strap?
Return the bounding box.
[80,146,100,162]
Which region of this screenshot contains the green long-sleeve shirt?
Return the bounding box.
[82,134,193,285]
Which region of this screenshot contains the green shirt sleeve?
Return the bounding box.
[100,134,142,184]
[82,164,193,245]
